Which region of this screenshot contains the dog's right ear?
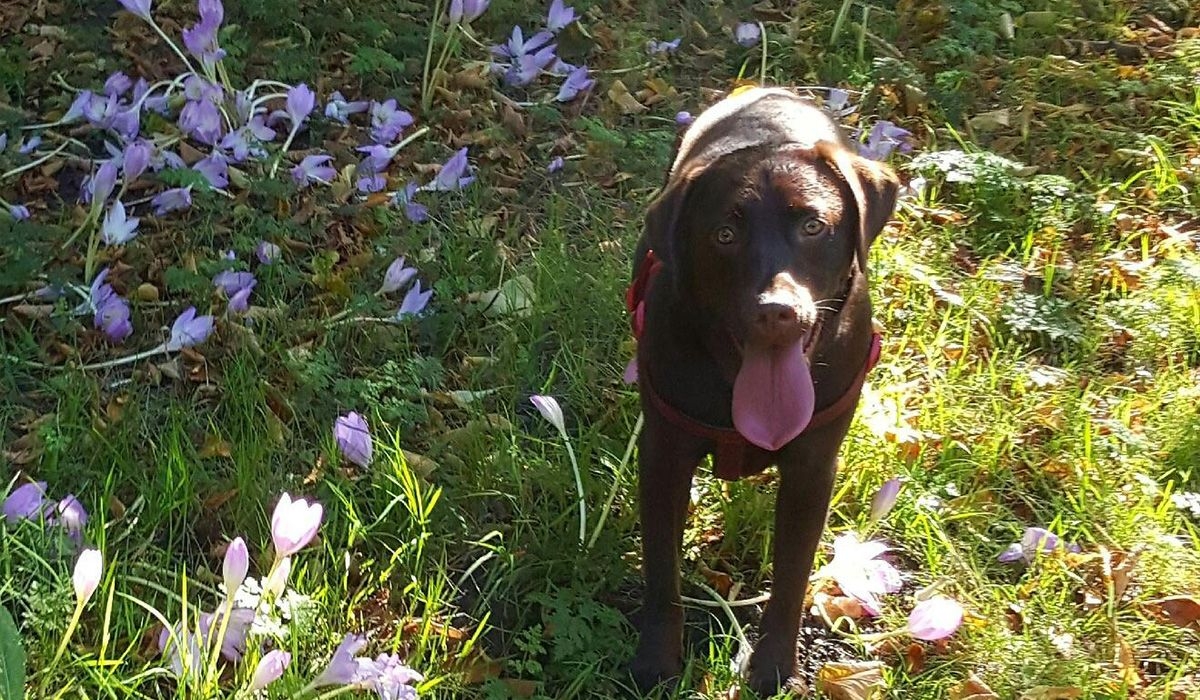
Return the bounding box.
[641,169,697,275]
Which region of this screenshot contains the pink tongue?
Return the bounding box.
[732,341,814,451]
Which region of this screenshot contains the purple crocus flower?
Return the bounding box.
[213,270,256,296]
[369,99,414,144]
[448,0,489,24]
[0,133,7,152]
[998,527,1076,564]
[422,148,474,192]
[165,307,214,351]
[356,172,386,194]
[18,135,41,155]
[133,78,169,114]
[906,597,964,641]
[312,634,367,688]
[333,412,373,467]
[270,493,324,557]
[546,0,577,32]
[390,181,429,223]
[492,26,554,60]
[179,98,223,145]
[64,90,99,123]
[505,45,558,87]
[249,650,291,692]
[857,121,913,161]
[356,143,394,173]
[547,156,564,173]
[359,654,424,699]
[675,111,694,126]
[380,257,418,294]
[50,494,89,539]
[194,151,229,189]
[824,88,856,118]
[647,37,681,55]
[284,83,316,128]
[9,204,30,221]
[83,161,119,205]
[395,279,433,319]
[734,22,761,47]
[122,139,153,181]
[812,532,902,616]
[151,187,192,216]
[118,0,152,20]
[228,284,254,314]
[255,240,281,264]
[182,0,226,66]
[96,296,133,342]
[100,201,140,246]
[220,127,267,163]
[324,91,370,124]
[3,482,47,524]
[555,65,594,102]
[869,478,902,521]
[103,72,133,97]
[292,154,337,187]
[547,58,576,77]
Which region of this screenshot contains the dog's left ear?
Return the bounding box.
[823,143,900,278]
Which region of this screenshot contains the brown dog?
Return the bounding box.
[626,87,898,695]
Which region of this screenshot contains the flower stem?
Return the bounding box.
[269,124,302,179]
[427,25,461,106]
[76,343,167,371]
[47,599,86,672]
[563,436,587,546]
[420,0,446,114]
[147,18,199,76]
[586,411,643,550]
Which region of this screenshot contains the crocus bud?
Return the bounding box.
[223,537,248,596]
[73,549,104,606]
[869,478,901,522]
[249,649,291,690]
[907,596,964,641]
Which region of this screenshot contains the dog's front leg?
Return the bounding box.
[630,409,702,691]
[745,432,843,695]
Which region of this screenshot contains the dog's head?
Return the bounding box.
[644,132,898,353]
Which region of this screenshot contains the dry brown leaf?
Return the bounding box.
[816,661,886,700]
[202,488,238,512]
[696,561,734,598]
[1146,596,1200,628]
[501,679,538,697]
[949,674,1000,700]
[459,651,502,684]
[1019,687,1083,700]
[199,433,233,459]
[607,79,648,114]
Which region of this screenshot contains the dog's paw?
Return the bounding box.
[743,653,799,698]
[628,653,682,694]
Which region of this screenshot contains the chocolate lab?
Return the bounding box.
[626,87,898,695]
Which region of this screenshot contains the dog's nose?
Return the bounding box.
[752,303,804,345]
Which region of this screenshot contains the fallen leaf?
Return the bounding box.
[1018,687,1082,700]
[950,674,1000,700]
[1146,596,1200,628]
[816,661,886,700]
[501,679,538,697]
[467,275,535,318]
[199,434,233,459]
[696,561,734,598]
[607,79,648,114]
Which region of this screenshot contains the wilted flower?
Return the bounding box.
[103,72,133,97]
[101,200,140,246]
[369,99,414,144]
[675,111,694,126]
[312,634,367,687]
[546,0,577,32]
[152,186,193,216]
[228,285,253,314]
[286,84,316,127]
[165,307,214,351]
[530,395,567,438]
[83,161,119,205]
[646,37,681,54]
[380,257,418,294]
[334,412,373,468]
[122,139,153,181]
[270,493,323,558]
[869,478,901,521]
[395,279,432,319]
[223,537,248,596]
[857,121,913,161]
[19,135,41,154]
[292,154,337,187]
[547,156,564,173]
[9,204,30,221]
[250,650,291,691]
[448,0,489,24]
[734,21,761,47]
[423,148,474,192]
[118,0,152,20]
[3,481,47,524]
[555,65,594,102]
[179,97,223,145]
[211,269,252,295]
[324,91,370,124]
[182,0,226,66]
[357,172,386,194]
[73,549,103,606]
[390,181,428,223]
[255,240,282,264]
[504,46,558,86]
[194,150,229,189]
[997,527,1075,565]
[492,25,554,60]
[906,597,964,641]
[51,495,89,539]
[812,532,902,615]
[824,88,856,118]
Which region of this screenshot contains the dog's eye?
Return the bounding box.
[801,217,828,235]
[715,227,737,245]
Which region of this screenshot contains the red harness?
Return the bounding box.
[626,250,882,481]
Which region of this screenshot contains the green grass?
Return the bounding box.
[3,0,1200,698]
